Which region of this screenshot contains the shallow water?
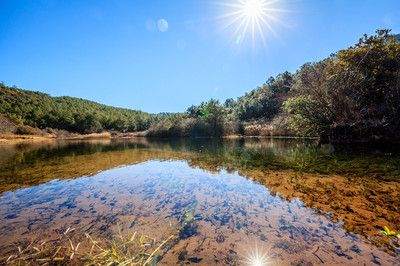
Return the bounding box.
[0,139,399,265]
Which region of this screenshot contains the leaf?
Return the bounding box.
[201,109,209,118]
[383,226,396,236]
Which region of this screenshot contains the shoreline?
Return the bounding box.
[0,132,320,144]
[2,132,398,146]
[0,131,146,144]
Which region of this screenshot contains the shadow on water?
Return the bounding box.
[0,138,399,264]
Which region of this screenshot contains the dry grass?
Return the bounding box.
[67,132,112,139]
[3,226,176,265]
[0,132,113,144]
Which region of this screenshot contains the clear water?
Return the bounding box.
[0,139,399,265]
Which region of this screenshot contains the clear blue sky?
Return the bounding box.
[1,0,399,113]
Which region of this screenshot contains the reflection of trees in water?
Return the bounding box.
[0,138,399,256]
[1,138,400,192]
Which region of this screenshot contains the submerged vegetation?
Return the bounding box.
[1,30,399,144]
[381,226,400,254]
[4,226,176,265]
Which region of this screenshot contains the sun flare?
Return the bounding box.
[243,0,264,19]
[241,244,272,266]
[218,0,286,47]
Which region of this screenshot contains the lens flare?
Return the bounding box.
[241,244,272,266]
[243,0,264,18]
[217,0,287,47]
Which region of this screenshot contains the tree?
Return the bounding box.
[284,29,400,142]
[224,98,235,108]
[232,72,293,121]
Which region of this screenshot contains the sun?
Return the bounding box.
[242,0,265,19]
[217,0,286,47]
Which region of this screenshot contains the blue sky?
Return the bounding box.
[1,0,399,113]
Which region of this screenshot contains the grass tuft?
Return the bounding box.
[3,226,176,265]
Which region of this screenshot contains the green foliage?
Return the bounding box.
[148,100,229,137]
[0,84,154,133]
[187,99,227,137]
[284,96,318,136]
[284,29,400,142]
[381,226,400,254]
[233,71,293,121]
[223,98,235,108]
[383,226,397,236]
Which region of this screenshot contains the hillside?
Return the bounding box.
[0,83,154,134]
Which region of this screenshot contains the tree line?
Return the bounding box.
[1,30,399,143]
[148,30,400,143]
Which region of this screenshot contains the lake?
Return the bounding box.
[0,138,399,265]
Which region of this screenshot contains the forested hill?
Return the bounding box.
[0,84,154,133]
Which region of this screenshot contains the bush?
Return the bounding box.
[14,125,41,135]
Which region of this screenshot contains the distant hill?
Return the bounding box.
[0,83,153,133]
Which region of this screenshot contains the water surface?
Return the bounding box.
[0,139,399,265]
